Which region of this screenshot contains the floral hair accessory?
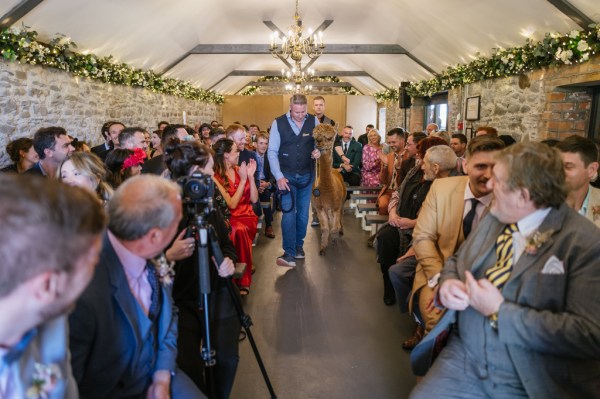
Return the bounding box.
[26,362,61,399]
[524,229,554,256]
[121,148,146,172]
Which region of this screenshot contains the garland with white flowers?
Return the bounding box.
[240,75,361,96]
[375,25,600,102]
[0,27,224,104]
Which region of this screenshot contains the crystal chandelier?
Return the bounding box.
[281,66,315,92]
[269,0,325,64]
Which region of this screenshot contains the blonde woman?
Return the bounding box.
[59,152,113,203]
[361,129,383,187]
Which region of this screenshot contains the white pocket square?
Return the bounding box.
[541,255,564,274]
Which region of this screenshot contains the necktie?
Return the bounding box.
[146,262,162,321]
[343,143,348,154]
[462,198,479,239]
[485,223,519,289]
[457,157,463,175]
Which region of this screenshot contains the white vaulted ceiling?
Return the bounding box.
[1,0,598,95]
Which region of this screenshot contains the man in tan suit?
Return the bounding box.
[410,136,505,335]
[556,135,600,227]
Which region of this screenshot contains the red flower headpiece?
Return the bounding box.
[121,148,147,171]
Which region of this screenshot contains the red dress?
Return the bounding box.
[214,167,258,289]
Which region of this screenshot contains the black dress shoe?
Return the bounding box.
[383,294,396,306]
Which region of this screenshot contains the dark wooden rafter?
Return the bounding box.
[0,0,45,30]
[546,0,595,29]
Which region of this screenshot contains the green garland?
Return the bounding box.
[375,24,600,102]
[0,27,224,104]
[240,75,361,95]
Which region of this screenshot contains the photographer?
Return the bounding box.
[164,140,240,399]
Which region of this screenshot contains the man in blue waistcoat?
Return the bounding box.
[268,94,321,267]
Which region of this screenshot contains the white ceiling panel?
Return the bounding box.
[7,0,594,95]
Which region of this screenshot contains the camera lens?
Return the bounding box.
[185,180,208,199]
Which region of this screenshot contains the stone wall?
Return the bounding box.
[0,60,221,166]
[380,101,411,133]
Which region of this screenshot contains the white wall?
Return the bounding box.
[346,96,378,138]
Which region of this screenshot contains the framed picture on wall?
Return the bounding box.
[465,96,481,121]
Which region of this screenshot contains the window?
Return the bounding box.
[423,92,448,131]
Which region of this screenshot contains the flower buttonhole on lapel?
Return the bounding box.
[152,254,175,286]
[26,362,61,399]
[524,229,554,256]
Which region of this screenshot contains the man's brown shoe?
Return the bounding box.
[402,324,425,351]
[265,226,275,238]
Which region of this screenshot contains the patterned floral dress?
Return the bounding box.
[361,144,382,187]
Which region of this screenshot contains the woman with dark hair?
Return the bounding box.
[1,137,39,173]
[212,138,258,296]
[105,148,145,189]
[164,140,240,399]
[149,129,163,158]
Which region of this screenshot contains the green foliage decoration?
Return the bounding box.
[374,25,600,102]
[0,27,224,104]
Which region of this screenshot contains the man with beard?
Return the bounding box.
[409,136,505,338]
[0,174,106,399]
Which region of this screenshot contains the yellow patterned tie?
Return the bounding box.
[485,223,519,289]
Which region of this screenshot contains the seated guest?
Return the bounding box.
[71,138,91,153]
[255,131,277,238]
[376,128,407,215]
[59,152,113,204]
[27,126,75,178]
[199,123,212,142]
[376,137,450,306]
[118,127,149,152]
[360,129,383,187]
[90,121,115,161]
[333,125,362,188]
[105,121,126,150]
[498,134,516,147]
[0,174,106,399]
[212,139,258,296]
[69,175,205,399]
[408,136,505,344]
[158,120,169,131]
[106,148,146,189]
[411,141,600,398]
[431,130,450,144]
[228,124,256,165]
[556,135,600,227]
[450,133,467,175]
[425,123,438,135]
[150,129,163,158]
[143,124,188,175]
[475,125,498,137]
[165,141,239,398]
[1,137,38,173]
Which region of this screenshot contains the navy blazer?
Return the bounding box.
[69,233,178,398]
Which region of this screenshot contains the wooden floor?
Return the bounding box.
[229,209,417,399]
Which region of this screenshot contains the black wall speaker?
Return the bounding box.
[399,87,411,109]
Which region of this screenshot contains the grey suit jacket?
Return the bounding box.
[69,233,178,398]
[412,203,600,398]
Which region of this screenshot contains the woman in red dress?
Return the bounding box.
[212,138,258,295]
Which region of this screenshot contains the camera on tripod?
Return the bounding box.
[177,171,214,209]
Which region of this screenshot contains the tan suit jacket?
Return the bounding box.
[411,176,469,307]
[585,185,600,228]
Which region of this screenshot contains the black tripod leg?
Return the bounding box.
[208,226,278,399]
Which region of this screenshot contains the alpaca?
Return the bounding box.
[312,124,347,255]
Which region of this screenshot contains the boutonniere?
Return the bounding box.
[26,362,61,399]
[524,229,554,255]
[592,205,600,221]
[152,254,175,286]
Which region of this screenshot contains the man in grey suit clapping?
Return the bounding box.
[411,141,600,398]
